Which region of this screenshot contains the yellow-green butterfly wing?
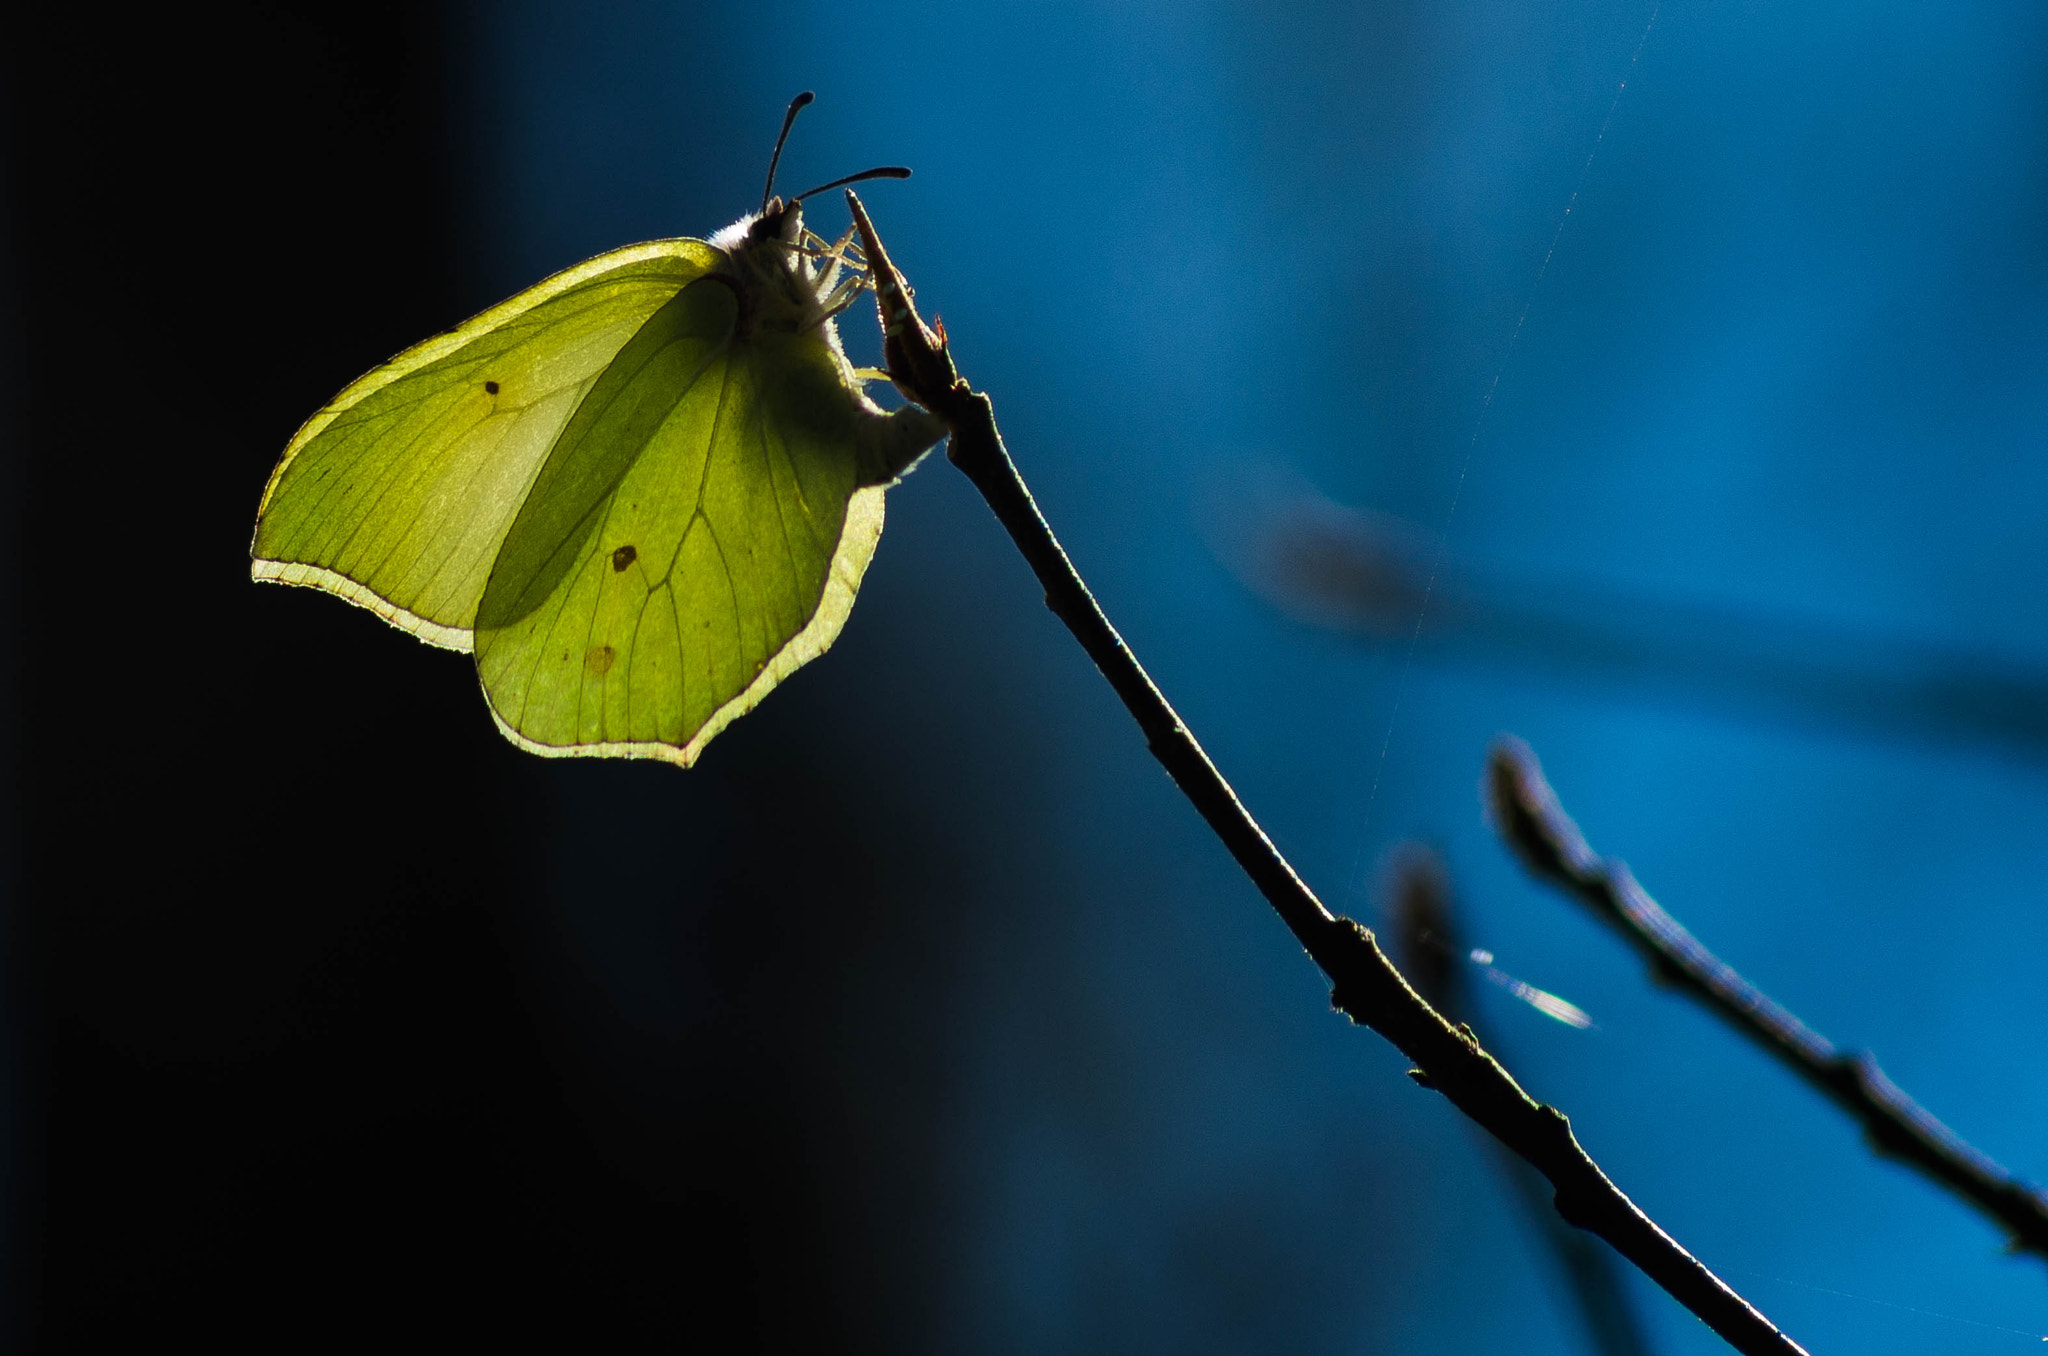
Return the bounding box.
[252,205,944,767]
[471,274,918,764]
[253,240,724,649]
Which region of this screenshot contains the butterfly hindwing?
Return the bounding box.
[251,240,722,648]
[472,280,913,766]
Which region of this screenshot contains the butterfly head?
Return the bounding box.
[711,199,850,337]
[709,95,913,337]
[707,199,797,251]
[708,197,805,262]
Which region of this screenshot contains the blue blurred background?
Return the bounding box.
[6,1,2047,1351]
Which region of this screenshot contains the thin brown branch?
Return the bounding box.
[845,188,1808,1356]
[1486,734,2048,1264]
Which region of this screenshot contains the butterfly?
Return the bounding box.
[251,92,945,767]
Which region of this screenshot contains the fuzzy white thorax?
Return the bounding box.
[710,198,868,338]
[710,197,941,487]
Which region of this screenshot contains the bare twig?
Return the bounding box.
[846,188,1807,1356]
[1385,846,1659,1356]
[1220,478,2048,764]
[1486,734,2048,1264]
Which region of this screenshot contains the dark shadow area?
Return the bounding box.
[2,8,962,1350]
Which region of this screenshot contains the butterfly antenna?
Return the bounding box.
[762,90,816,211]
[790,165,911,204]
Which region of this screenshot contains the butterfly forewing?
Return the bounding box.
[251,241,722,648]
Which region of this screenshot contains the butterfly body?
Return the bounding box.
[711,201,854,334]
[252,195,944,766]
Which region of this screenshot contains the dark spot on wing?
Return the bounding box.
[584,645,617,677]
[484,380,500,394]
[612,544,638,572]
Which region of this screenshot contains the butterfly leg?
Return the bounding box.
[817,273,873,322]
[815,226,874,319]
[804,224,864,298]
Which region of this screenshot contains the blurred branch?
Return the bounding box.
[1385,847,1659,1356]
[846,189,1806,1356]
[1486,735,2048,1264]
[1212,473,2048,764]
